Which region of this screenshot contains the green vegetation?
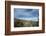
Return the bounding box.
[14,19,39,27]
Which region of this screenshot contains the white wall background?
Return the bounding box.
[0,0,46,36]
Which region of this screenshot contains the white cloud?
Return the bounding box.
[17,17,38,21]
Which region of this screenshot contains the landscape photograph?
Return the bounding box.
[14,8,39,27]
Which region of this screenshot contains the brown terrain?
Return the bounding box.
[14,18,39,27]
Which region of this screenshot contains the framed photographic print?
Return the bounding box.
[5,1,45,35]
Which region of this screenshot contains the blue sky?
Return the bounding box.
[14,8,39,21]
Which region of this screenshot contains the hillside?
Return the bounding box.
[14,18,39,27]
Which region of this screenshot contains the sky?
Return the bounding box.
[14,8,39,21]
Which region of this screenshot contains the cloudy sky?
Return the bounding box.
[14,8,39,21]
